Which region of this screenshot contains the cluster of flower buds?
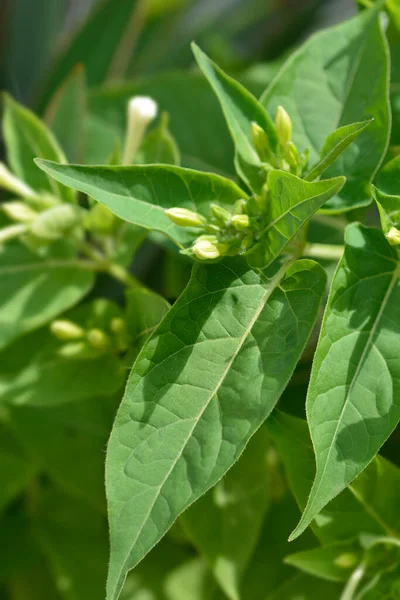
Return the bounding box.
[386,226,400,246]
[50,315,128,359]
[166,198,258,261]
[251,106,309,178]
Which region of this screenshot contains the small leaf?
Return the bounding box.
[134,113,180,166]
[247,172,345,268]
[305,120,373,182]
[192,43,277,194]
[261,2,390,211]
[45,65,87,164]
[290,224,400,541]
[0,241,94,350]
[371,185,400,233]
[105,258,326,600]
[285,541,361,583]
[35,160,247,248]
[2,94,74,203]
[181,427,270,600]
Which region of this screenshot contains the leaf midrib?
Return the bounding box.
[111,261,290,599]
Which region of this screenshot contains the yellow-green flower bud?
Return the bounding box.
[251,122,272,162]
[50,320,84,341]
[84,203,117,234]
[192,236,228,260]
[2,201,38,224]
[233,199,248,215]
[276,106,292,148]
[0,162,37,200]
[334,553,358,569]
[30,204,80,240]
[0,223,27,244]
[87,328,109,350]
[165,207,205,228]
[386,226,400,246]
[231,214,250,231]
[123,96,158,165]
[57,341,87,359]
[211,204,231,226]
[110,317,126,335]
[285,142,301,169]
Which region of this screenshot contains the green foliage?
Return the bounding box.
[2,3,400,599]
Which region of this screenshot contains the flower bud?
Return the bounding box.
[0,162,37,200]
[0,223,27,244]
[386,226,400,246]
[87,328,109,350]
[30,204,80,240]
[110,317,126,335]
[211,204,231,227]
[2,201,38,224]
[165,207,205,227]
[285,142,301,169]
[276,106,292,148]
[50,320,84,341]
[334,553,358,569]
[233,199,248,215]
[123,96,158,165]
[251,122,272,162]
[231,214,250,231]
[57,341,87,359]
[192,236,229,260]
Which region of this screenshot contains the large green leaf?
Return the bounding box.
[105,258,326,600]
[35,160,247,248]
[2,94,74,203]
[192,43,277,194]
[247,172,345,268]
[0,299,125,407]
[36,488,109,600]
[9,395,116,512]
[181,427,270,600]
[261,3,390,212]
[0,241,94,350]
[290,225,400,539]
[268,412,384,543]
[37,0,141,112]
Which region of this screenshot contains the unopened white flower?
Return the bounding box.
[0,163,37,200]
[276,106,292,148]
[50,320,84,341]
[386,226,400,246]
[165,207,205,227]
[2,201,38,223]
[231,214,250,230]
[0,223,27,244]
[192,236,229,260]
[123,96,158,165]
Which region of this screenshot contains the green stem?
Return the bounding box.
[79,241,139,288]
[303,243,344,261]
[340,562,366,600]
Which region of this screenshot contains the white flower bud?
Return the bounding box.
[50,320,84,341]
[30,204,80,240]
[386,226,400,246]
[192,236,229,260]
[231,214,250,230]
[276,106,292,148]
[2,201,38,224]
[87,328,109,350]
[123,96,158,165]
[0,163,37,199]
[334,553,358,569]
[165,207,205,227]
[0,223,27,244]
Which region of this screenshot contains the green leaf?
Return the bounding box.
[44,65,87,164]
[0,241,94,350]
[37,0,141,112]
[9,395,116,512]
[88,72,235,173]
[285,541,361,583]
[0,425,36,512]
[192,43,277,194]
[134,113,180,166]
[125,287,171,349]
[376,154,400,196]
[290,224,400,540]
[371,184,400,233]
[2,94,74,203]
[36,488,109,600]
[181,427,270,600]
[105,258,326,600]
[35,160,247,248]
[267,411,384,543]
[261,3,390,212]
[0,299,125,406]
[246,172,345,268]
[305,120,373,182]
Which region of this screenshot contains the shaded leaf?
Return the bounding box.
[290,226,400,539]
[0,425,36,512]
[285,540,361,583]
[35,160,247,248]
[105,258,326,600]
[135,113,180,166]
[262,3,390,211]
[371,184,400,233]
